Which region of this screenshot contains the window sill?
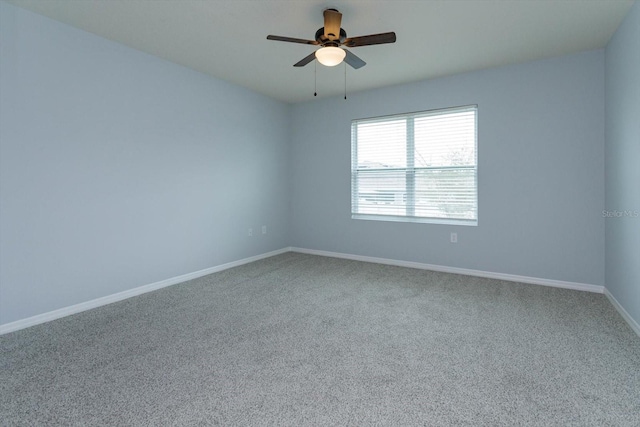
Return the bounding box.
[351,213,477,226]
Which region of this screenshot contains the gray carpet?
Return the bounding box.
[1,252,639,426]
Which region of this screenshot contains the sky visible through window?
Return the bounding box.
[356,111,476,169]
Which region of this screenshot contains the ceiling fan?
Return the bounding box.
[267,8,396,69]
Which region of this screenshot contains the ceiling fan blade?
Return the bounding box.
[344,50,366,69]
[293,51,317,67]
[323,9,342,41]
[343,32,396,47]
[267,35,319,45]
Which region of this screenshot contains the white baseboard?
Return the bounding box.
[0,248,290,335]
[2,246,620,336]
[604,289,640,338]
[290,247,605,294]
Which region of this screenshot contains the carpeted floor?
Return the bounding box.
[1,252,639,426]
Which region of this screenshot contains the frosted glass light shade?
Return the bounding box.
[315,47,346,67]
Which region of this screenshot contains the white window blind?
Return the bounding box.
[351,105,477,225]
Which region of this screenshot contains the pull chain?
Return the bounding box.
[314,60,317,97]
[344,62,347,100]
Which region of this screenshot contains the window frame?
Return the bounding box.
[351,105,478,226]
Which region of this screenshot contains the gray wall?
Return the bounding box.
[605,2,640,325]
[291,50,605,286]
[0,3,290,325]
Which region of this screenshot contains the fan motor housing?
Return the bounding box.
[315,27,347,46]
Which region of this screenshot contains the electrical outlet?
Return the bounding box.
[248,228,253,237]
[262,225,267,234]
[450,232,457,243]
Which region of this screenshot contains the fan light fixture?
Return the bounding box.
[315,46,346,67]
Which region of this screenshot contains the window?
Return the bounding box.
[351,105,477,225]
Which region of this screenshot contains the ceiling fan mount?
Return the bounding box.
[267,8,396,69]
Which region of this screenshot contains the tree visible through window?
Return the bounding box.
[351,105,477,225]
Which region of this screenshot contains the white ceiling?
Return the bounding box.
[6,0,635,103]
